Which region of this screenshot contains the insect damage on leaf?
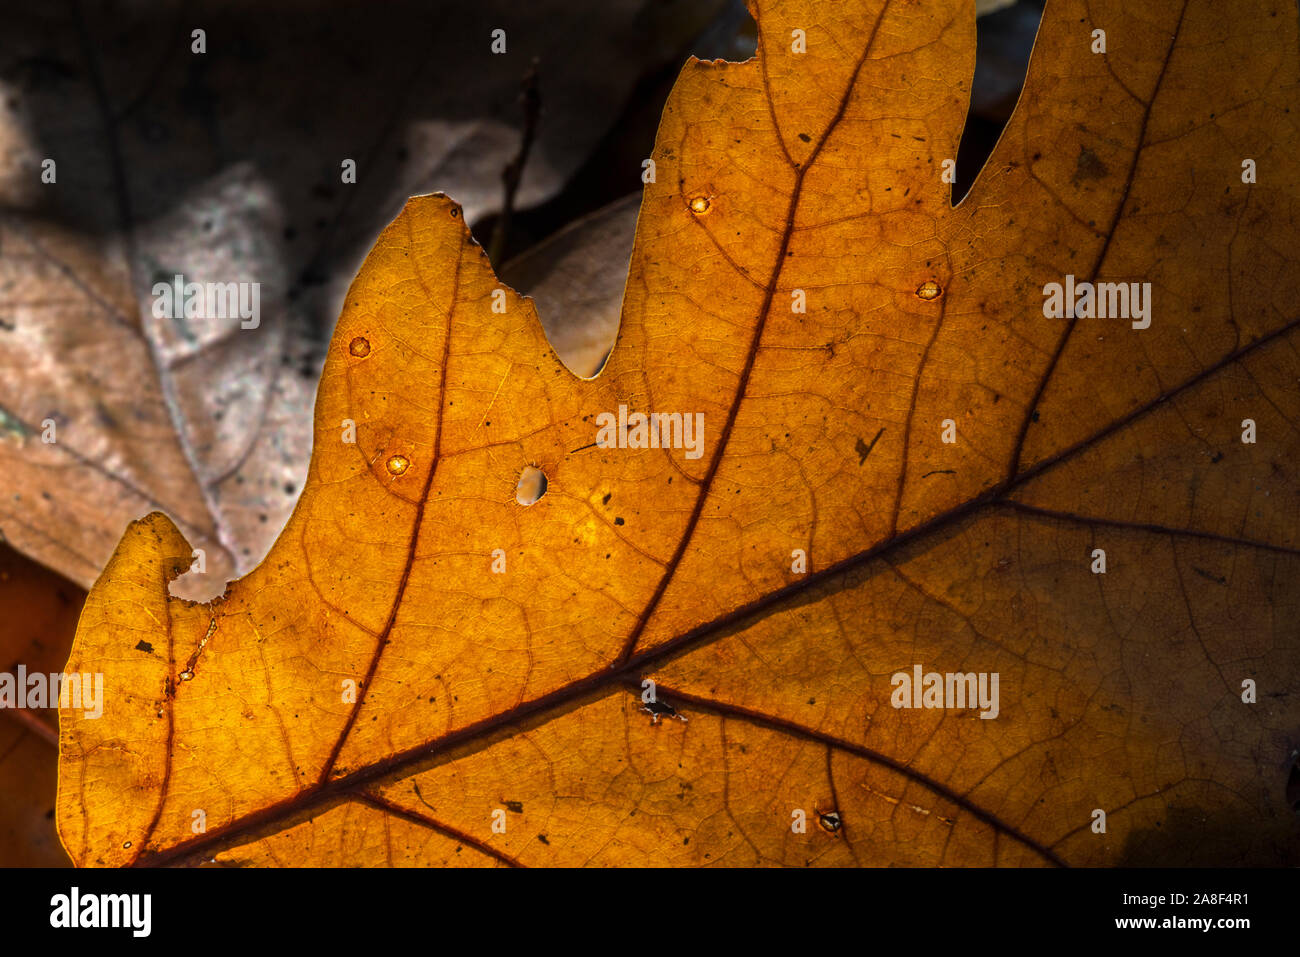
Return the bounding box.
[58,0,1300,868]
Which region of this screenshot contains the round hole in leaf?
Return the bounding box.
[516,465,547,506]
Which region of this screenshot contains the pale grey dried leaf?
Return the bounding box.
[499,193,640,378]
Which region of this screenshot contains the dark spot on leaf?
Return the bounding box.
[855,428,883,465]
[1073,146,1109,182]
[1192,566,1227,586]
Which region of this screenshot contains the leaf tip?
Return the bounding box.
[111,510,197,587]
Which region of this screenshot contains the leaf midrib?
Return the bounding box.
[612,0,893,666]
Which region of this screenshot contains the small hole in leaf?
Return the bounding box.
[516,465,547,506]
[916,280,942,301]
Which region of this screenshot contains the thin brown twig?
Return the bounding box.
[488,59,541,265]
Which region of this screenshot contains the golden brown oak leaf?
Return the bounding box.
[59,0,1299,867]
